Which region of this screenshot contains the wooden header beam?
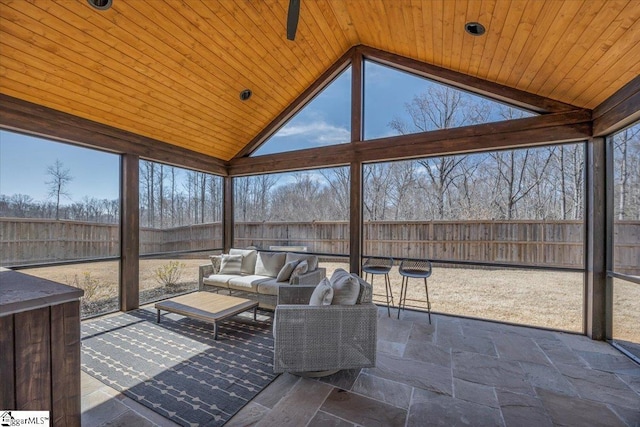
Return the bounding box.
[593,75,640,137]
[229,109,592,176]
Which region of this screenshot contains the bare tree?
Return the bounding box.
[140,161,156,227]
[614,126,640,220]
[389,86,489,132]
[319,168,349,219]
[388,161,419,220]
[8,194,34,217]
[46,159,73,220]
[363,163,392,220]
[158,164,165,227]
[491,148,555,220]
[388,86,496,220]
[553,144,584,220]
[418,156,467,219]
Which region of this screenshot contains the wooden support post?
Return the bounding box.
[120,153,139,312]
[350,161,362,275]
[585,138,606,339]
[349,48,363,274]
[223,175,234,252]
[604,137,614,339]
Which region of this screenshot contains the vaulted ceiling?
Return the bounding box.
[1,0,639,161]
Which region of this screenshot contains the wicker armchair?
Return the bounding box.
[273,275,378,375]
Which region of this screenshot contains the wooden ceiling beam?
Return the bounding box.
[228,109,592,176]
[355,111,592,163]
[229,143,354,176]
[357,45,579,114]
[593,75,640,137]
[0,94,228,176]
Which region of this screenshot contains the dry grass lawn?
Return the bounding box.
[20,258,639,342]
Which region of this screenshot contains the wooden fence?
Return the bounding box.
[1,218,638,274]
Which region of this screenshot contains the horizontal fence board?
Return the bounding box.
[1,219,638,274]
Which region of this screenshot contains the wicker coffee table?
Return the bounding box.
[155,292,258,340]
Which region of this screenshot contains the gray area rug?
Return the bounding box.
[81,308,276,427]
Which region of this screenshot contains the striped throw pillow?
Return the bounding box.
[219,254,243,275]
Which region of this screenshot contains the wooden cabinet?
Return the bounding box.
[0,269,83,427]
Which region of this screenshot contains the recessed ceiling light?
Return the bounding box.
[239,89,252,101]
[465,22,486,36]
[88,0,113,11]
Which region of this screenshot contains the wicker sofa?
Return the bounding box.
[198,248,326,309]
[273,272,377,374]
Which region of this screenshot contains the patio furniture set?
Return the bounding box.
[157,248,382,375]
[158,249,433,375]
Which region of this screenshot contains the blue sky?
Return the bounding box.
[0,60,531,202]
[0,131,120,201]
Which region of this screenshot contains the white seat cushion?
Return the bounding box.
[228,275,270,293]
[203,274,236,288]
[256,278,281,296]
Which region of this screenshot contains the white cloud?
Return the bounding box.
[275,121,349,146]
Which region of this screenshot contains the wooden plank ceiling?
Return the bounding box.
[1,0,639,161]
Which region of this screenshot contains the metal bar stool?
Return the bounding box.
[398,259,432,323]
[362,256,394,317]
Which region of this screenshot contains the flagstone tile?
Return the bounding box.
[377,315,413,344]
[408,388,503,427]
[534,336,587,367]
[436,328,497,357]
[617,372,640,395]
[308,410,355,427]
[252,374,300,409]
[492,333,550,365]
[319,368,361,390]
[81,370,108,398]
[225,402,270,427]
[117,394,181,427]
[452,378,499,408]
[366,352,453,395]
[554,332,622,355]
[255,378,333,427]
[496,390,552,427]
[556,362,640,410]
[519,361,578,397]
[452,351,534,396]
[577,350,640,375]
[320,388,407,427]
[395,308,434,324]
[495,324,553,340]
[351,373,413,409]
[98,410,157,427]
[377,339,406,357]
[434,317,463,338]
[81,390,130,427]
[460,321,500,339]
[607,403,640,427]
[537,389,627,427]
[407,321,436,343]
[403,339,451,367]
